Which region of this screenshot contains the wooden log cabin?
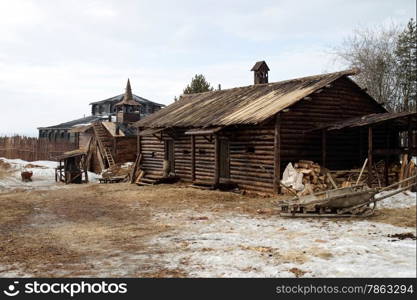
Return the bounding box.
[133,61,414,194]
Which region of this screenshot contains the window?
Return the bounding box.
[245,145,255,153]
[198,149,206,155]
[183,149,190,155]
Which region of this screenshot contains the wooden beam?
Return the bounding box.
[367,126,373,187]
[321,130,326,168]
[273,113,281,194]
[214,135,220,186]
[191,135,196,182]
[137,134,141,155]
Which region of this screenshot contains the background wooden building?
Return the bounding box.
[133,62,414,194]
[74,80,143,174]
[37,80,164,149]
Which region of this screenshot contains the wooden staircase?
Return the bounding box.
[137,172,163,186]
[93,122,115,168]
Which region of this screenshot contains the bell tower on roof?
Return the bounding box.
[115,79,141,124]
[251,61,270,84]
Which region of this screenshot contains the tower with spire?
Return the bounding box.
[115,79,141,124]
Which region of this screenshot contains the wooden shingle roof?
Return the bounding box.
[135,69,361,129]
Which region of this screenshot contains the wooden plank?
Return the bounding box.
[273,113,281,194]
[130,153,141,183]
[326,172,337,189]
[356,158,368,185]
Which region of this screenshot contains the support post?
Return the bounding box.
[408,116,413,157]
[191,135,195,182]
[214,135,220,187]
[84,155,89,183]
[321,130,326,168]
[273,113,281,194]
[359,127,363,162]
[384,124,390,186]
[367,126,373,187]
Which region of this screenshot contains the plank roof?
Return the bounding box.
[322,112,417,131]
[90,93,164,107]
[135,68,361,128]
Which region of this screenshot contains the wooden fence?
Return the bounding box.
[0,136,78,161]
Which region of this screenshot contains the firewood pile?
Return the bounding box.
[281,155,416,196]
[330,155,416,188]
[101,162,133,180]
[281,160,335,196]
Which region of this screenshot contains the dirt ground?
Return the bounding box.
[0,183,415,277]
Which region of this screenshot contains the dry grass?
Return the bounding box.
[0,182,414,277]
[0,183,280,277]
[370,206,416,228]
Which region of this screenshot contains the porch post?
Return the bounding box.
[384,124,390,186]
[273,113,281,194]
[321,129,326,168]
[367,126,373,187]
[408,116,413,157]
[214,134,220,186]
[191,135,195,182]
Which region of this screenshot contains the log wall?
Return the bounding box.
[139,134,164,177]
[194,135,215,184]
[223,124,275,193]
[114,136,137,163]
[173,134,192,181]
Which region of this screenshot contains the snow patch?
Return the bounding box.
[376,190,416,208]
[0,157,99,190]
[150,211,416,277]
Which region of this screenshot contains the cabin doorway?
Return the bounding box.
[164,139,175,175]
[219,138,230,179]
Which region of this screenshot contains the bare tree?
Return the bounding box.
[334,24,401,111]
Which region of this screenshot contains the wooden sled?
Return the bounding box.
[280,175,416,217]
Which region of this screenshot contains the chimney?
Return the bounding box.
[251,61,270,84]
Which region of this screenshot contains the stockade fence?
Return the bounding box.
[0,136,78,162]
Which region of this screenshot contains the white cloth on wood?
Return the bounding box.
[282,163,304,191]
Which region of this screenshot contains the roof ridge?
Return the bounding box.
[180,68,359,98]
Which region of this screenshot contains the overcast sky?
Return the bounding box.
[0,0,415,135]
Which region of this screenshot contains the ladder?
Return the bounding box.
[92,122,115,168]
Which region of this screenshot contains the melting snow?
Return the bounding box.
[376,190,416,208]
[150,211,416,277]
